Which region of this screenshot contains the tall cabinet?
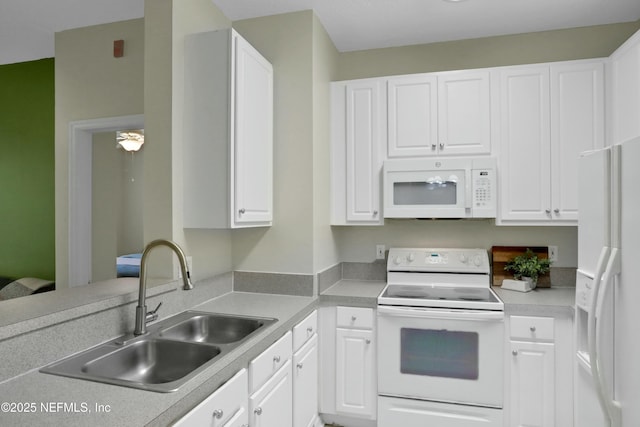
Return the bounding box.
[608,30,640,145]
[183,29,273,229]
[496,59,604,225]
[330,79,385,225]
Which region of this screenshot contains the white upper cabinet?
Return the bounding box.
[550,61,605,222]
[331,79,385,225]
[497,65,552,223]
[497,59,604,225]
[387,70,491,157]
[183,29,273,229]
[387,74,438,157]
[608,29,640,145]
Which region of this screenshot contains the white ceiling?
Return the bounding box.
[2,0,640,65]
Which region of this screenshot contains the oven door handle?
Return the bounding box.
[377,305,504,321]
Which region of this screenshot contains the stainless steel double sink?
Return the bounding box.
[40,311,277,392]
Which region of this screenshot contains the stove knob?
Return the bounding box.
[473,256,482,267]
[459,254,468,263]
[394,256,403,265]
[407,253,415,262]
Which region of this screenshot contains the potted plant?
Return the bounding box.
[504,249,552,286]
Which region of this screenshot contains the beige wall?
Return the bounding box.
[331,20,640,269]
[55,19,145,286]
[170,0,233,280]
[232,12,317,274]
[336,20,640,80]
[312,15,341,273]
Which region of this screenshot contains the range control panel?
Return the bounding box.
[386,248,490,274]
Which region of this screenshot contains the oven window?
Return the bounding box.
[400,328,478,380]
[393,181,457,205]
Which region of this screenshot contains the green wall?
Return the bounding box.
[0,59,55,280]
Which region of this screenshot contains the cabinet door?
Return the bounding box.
[173,369,248,427]
[233,33,274,226]
[293,335,319,427]
[345,81,384,223]
[222,407,248,427]
[498,66,551,222]
[249,360,293,427]
[550,61,604,222]
[335,328,375,418]
[510,341,555,427]
[387,74,438,157]
[437,70,491,155]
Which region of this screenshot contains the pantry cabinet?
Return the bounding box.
[183,28,273,229]
[173,369,248,427]
[497,59,604,225]
[507,315,573,427]
[330,79,385,225]
[387,70,491,157]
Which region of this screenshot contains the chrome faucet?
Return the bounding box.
[134,239,193,336]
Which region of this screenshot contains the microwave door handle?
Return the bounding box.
[465,169,472,209]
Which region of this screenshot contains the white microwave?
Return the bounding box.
[383,157,496,219]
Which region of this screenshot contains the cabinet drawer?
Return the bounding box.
[293,310,318,352]
[173,368,247,427]
[510,315,554,341]
[336,306,374,329]
[249,331,292,393]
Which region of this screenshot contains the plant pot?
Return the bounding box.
[521,276,537,290]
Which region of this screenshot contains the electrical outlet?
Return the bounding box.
[376,244,386,260]
[548,246,558,263]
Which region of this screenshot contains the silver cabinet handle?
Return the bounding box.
[351,316,357,322]
[373,210,378,216]
[545,209,551,214]
[366,339,371,344]
[439,142,445,150]
[431,143,437,150]
[273,355,281,363]
[554,208,560,214]
[213,409,223,419]
[512,350,518,356]
[297,363,304,369]
[530,326,537,332]
[239,208,246,215]
[307,327,313,334]
[254,407,263,415]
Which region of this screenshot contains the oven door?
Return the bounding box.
[377,305,504,408]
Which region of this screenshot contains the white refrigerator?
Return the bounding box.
[575,136,640,427]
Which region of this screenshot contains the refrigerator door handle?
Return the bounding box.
[590,247,622,426]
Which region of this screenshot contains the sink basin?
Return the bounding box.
[40,310,278,392]
[159,312,276,344]
[81,339,220,385]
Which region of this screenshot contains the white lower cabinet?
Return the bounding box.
[509,341,555,427]
[293,313,320,427]
[506,314,573,427]
[335,327,375,417]
[173,369,248,427]
[379,395,503,427]
[249,359,293,427]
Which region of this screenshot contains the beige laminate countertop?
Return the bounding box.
[320,279,387,308]
[0,292,316,427]
[494,286,575,317]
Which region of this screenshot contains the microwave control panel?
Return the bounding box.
[472,168,496,217]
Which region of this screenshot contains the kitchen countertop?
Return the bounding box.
[0,291,316,427]
[493,286,575,317]
[320,279,387,307]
